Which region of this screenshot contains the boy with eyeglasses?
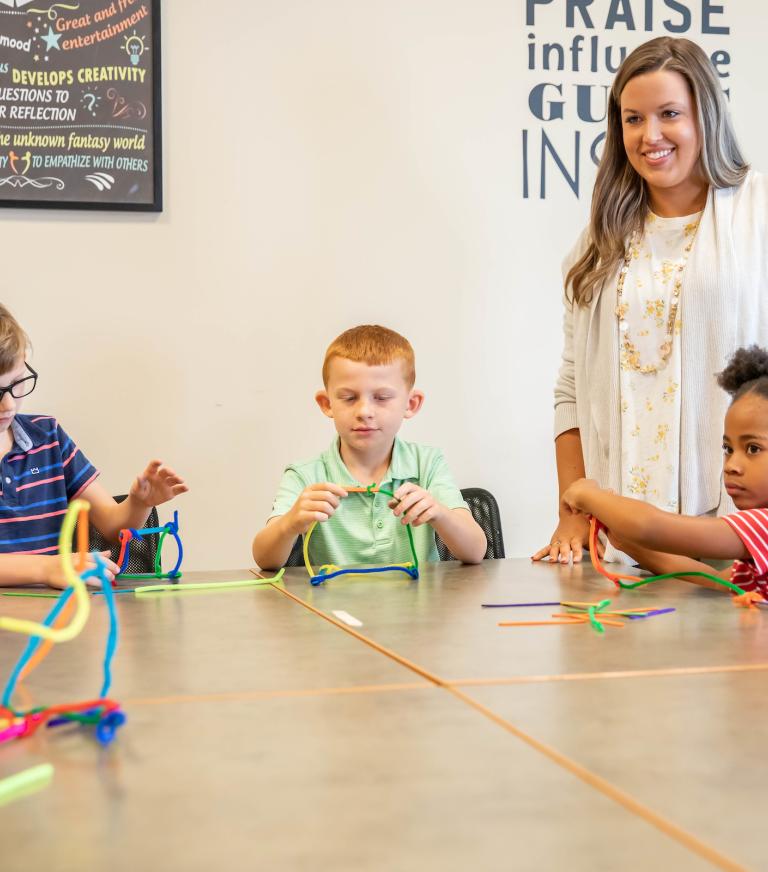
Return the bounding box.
[0,304,188,588]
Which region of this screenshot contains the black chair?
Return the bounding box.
[87,494,160,575]
[435,487,505,561]
[283,486,505,566]
[285,536,305,567]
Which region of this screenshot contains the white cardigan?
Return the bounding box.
[554,170,768,517]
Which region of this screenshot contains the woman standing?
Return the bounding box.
[533,36,768,564]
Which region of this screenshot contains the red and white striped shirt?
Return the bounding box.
[722,508,768,597]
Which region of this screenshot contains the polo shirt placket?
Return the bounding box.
[371,489,391,551]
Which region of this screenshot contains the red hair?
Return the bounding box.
[322,325,415,387]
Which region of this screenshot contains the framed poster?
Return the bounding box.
[0,0,161,211]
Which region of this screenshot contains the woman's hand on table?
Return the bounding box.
[531,513,603,564]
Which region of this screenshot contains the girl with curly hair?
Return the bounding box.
[560,346,768,599]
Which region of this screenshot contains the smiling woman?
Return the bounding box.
[532,36,768,567]
[620,69,706,218]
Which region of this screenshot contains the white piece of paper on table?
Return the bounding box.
[331,610,363,628]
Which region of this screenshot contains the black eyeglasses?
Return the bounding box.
[0,363,37,403]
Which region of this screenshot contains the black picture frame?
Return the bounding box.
[0,0,162,211]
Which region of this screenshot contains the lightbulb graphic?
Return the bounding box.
[123,31,146,66]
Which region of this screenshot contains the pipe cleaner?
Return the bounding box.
[589,517,765,609]
[304,484,419,585]
[498,599,624,632]
[0,500,125,747]
[134,573,284,596]
[0,501,91,642]
[0,763,54,807]
[116,509,183,580]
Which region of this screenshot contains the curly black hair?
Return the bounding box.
[717,345,768,402]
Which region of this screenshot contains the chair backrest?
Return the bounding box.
[87,495,160,575]
[435,487,505,561]
[285,535,305,567]
[283,486,505,567]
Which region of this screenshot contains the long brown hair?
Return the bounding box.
[566,37,748,306]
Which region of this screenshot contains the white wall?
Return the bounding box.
[4,1,764,569]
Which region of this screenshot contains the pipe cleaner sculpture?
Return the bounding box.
[0,499,125,748]
[589,517,765,609]
[116,509,183,580]
[304,484,419,586]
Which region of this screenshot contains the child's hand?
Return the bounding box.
[129,460,189,509]
[389,483,444,527]
[43,551,120,590]
[561,478,602,516]
[285,483,348,534]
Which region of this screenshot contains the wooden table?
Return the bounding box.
[0,560,763,871]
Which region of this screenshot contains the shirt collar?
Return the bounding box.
[10,418,32,452]
[326,436,418,487]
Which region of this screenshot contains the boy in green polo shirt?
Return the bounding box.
[252,325,486,570]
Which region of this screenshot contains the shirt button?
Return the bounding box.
[376,520,384,529]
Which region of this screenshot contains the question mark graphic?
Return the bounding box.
[83,93,97,115]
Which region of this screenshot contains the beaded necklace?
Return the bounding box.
[616,217,700,374]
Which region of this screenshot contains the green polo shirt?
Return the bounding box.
[270,437,469,567]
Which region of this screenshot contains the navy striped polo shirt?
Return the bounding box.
[0,414,99,555]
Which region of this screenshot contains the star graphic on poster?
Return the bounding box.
[40,26,61,51]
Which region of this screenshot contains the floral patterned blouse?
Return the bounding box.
[619,211,702,512]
